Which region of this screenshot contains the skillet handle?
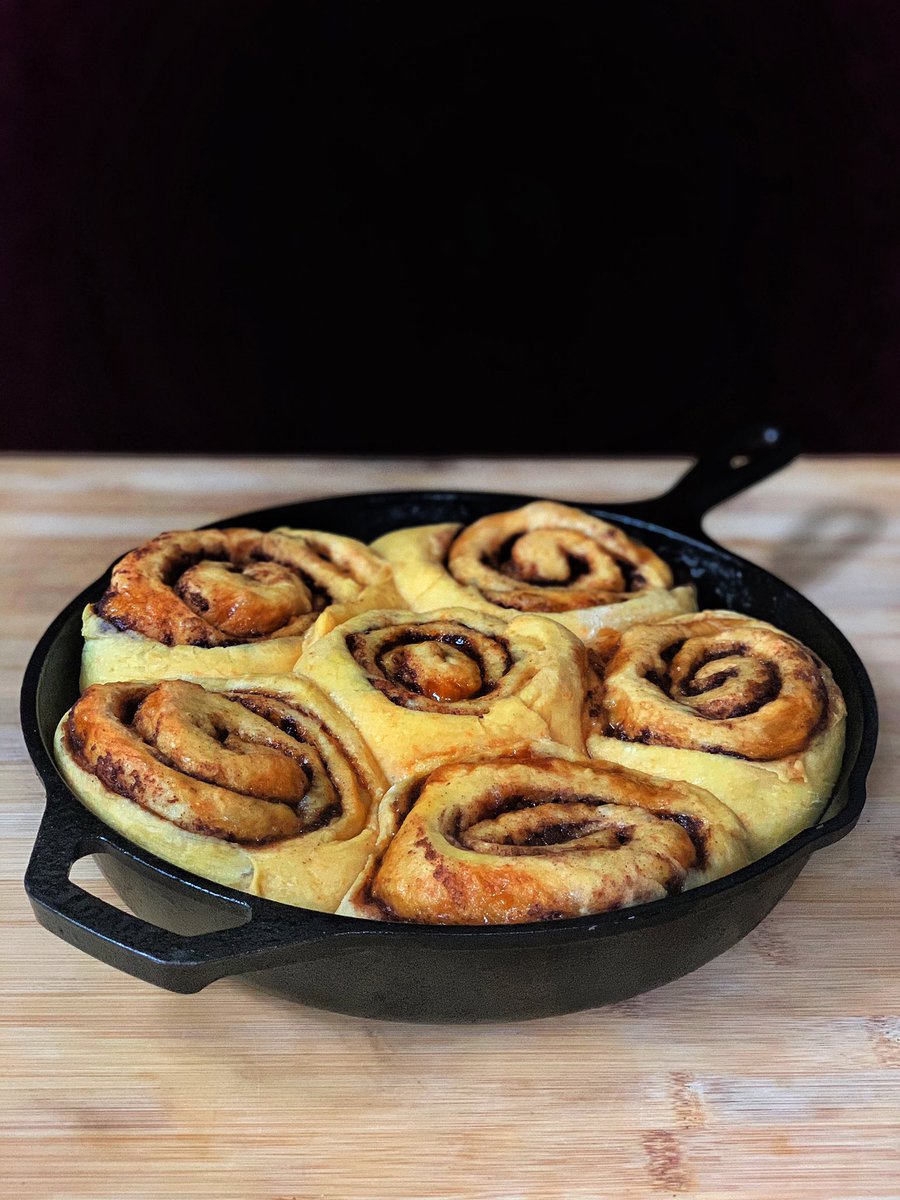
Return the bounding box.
[24,787,348,993]
[623,424,802,536]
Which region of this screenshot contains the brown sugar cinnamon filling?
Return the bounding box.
[346,619,514,712]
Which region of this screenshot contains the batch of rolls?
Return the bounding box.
[56,501,846,925]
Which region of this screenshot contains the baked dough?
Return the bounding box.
[81,527,399,686]
[272,525,401,639]
[371,500,697,646]
[297,607,590,783]
[339,752,754,924]
[62,505,849,926]
[54,675,387,911]
[586,610,847,856]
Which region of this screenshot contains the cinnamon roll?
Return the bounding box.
[81,527,399,686]
[54,675,387,910]
[586,611,847,855]
[297,608,590,783]
[371,500,696,647]
[338,754,753,924]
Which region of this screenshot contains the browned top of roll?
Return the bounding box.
[446,501,674,613]
[94,528,385,647]
[601,612,837,761]
[348,755,752,924]
[64,679,369,845]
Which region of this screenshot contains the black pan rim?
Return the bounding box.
[21,485,878,943]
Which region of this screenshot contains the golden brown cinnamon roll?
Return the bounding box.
[587,611,846,855]
[81,527,399,685]
[339,754,753,924]
[54,675,387,911]
[371,500,696,646]
[298,608,590,782]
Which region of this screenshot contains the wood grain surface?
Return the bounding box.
[1,454,898,1200]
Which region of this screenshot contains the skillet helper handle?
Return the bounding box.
[653,424,801,536]
[24,789,341,993]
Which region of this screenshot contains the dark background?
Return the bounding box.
[3,1,900,454]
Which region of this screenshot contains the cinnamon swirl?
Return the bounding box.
[297,608,590,782]
[54,675,387,910]
[587,611,846,855]
[339,754,753,924]
[81,527,399,686]
[371,500,696,646]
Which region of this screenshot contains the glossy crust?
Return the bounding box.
[82,526,399,685]
[298,607,590,783]
[339,753,754,924]
[53,675,387,911]
[371,501,697,645]
[587,610,847,856]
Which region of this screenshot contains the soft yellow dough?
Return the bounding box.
[80,605,309,688]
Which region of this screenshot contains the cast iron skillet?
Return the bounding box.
[21,426,878,1022]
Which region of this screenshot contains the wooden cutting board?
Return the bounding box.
[1,453,898,1199]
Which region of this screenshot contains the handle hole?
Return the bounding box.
[71,853,250,936]
[70,854,134,914]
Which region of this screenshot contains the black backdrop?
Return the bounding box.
[4,1,900,453]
